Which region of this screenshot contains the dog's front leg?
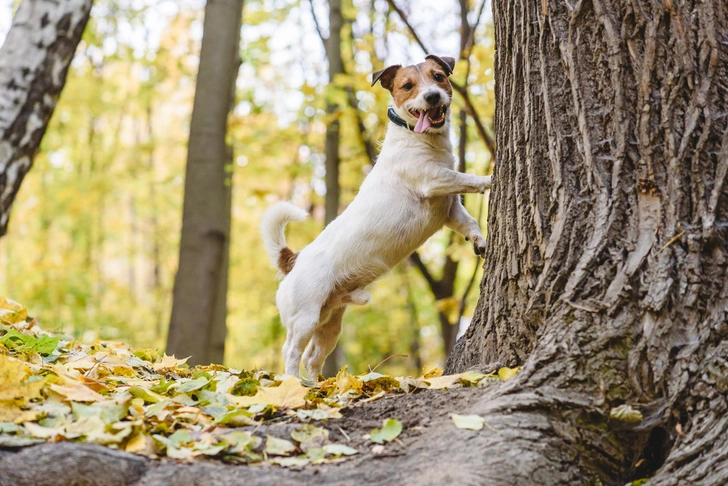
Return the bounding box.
[445,196,487,256]
[421,168,491,196]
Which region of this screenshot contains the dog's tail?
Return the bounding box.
[260,202,308,275]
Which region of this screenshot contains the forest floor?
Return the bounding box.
[0,298,510,486]
[1,387,495,486]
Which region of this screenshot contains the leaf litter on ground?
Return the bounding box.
[0,297,518,467]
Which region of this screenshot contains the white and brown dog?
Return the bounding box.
[261,55,491,378]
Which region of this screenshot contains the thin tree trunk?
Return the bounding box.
[321,0,346,378]
[407,0,477,359]
[324,0,344,226]
[446,0,728,483]
[145,102,164,338]
[166,0,243,366]
[0,0,93,237]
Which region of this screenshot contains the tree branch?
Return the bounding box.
[465,0,488,58]
[453,83,496,156]
[346,86,378,164]
[386,0,495,157]
[306,0,327,44]
[409,252,441,296]
[384,0,430,53]
[344,23,378,165]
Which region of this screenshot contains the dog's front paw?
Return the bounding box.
[471,234,486,257]
[479,176,492,194]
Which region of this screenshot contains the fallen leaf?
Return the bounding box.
[0,329,59,355]
[295,409,329,421]
[220,431,260,454]
[228,376,308,409]
[23,422,61,439]
[265,435,297,456]
[370,418,402,444]
[498,367,520,381]
[290,424,328,451]
[128,385,166,404]
[174,376,209,394]
[335,367,363,397]
[50,382,106,403]
[451,413,485,431]
[425,373,464,390]
[153,354,189,371]
[422,367,443,379]
[0,355,44,402]
[268,456,310,467]
[0,297,27,324]
[125,432,157,456]
[323,443,358,456]
[71,401,128,425]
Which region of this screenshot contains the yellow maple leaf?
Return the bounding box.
[335,367,363,396]
[228,376,308,409]
[153,354,189,371]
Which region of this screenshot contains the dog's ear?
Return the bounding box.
[371,64,401,91]
[425,55,456,76]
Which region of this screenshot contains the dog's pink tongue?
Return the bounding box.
[414,111,433,133]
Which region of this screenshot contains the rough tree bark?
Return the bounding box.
[446,0,728,483]
[166,0,243,366]
[0,0,93,237]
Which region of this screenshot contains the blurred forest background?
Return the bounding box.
[0,0,495,376]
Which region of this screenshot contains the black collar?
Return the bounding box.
[387,106,415,131]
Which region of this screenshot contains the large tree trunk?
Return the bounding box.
[0,0,93,237]
[446,0,728,483]
[166,0,243,366]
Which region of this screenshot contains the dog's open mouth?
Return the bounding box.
[409,105,447,133]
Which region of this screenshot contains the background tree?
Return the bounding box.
[308,0,347,377]
[166,0,244,365]
[0,0,93,236]
[443,0,728,482]
[0,0,496,376]
[387,0,495,357]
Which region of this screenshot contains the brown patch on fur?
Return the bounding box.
[278,247,298,274]
[384,59,453,107]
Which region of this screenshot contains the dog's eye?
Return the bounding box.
[403,82,413,90]
[434,73,445,82]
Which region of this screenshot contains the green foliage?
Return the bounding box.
[0,0,496,376]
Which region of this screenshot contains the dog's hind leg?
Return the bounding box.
[282,308,320,377]
[302,306,344,380]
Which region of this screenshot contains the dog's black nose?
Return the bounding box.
[424,91,441,105]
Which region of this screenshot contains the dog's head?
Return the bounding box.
[372,55,455,134]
